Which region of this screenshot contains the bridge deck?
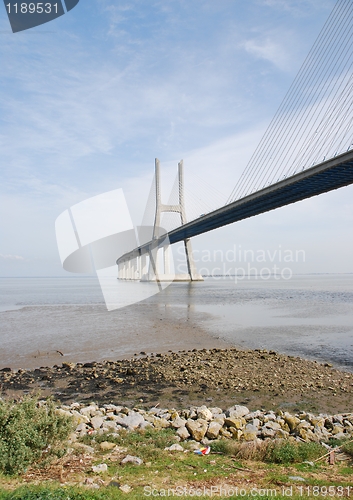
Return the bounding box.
[117,149,353,264]
[168,149,353,243]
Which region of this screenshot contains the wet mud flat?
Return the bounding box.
[0,302,230,370]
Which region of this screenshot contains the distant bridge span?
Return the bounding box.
[116,0,353,280]
[118,149,353,266]
[167,149,353,243]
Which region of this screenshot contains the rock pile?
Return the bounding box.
[58,402,353,444]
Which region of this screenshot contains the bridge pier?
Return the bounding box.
[164,245,171,275]
[141,253,147,277]
[117,158,203,282]
[132,255,137,280]
[147,158,203,282]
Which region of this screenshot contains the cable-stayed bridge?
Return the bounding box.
[116,0,353,282]
[167,150,353,243]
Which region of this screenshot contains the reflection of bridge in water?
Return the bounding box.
[117,0,353,282]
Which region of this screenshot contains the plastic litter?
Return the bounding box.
[194,446,210,456]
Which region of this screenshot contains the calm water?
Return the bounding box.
[0,275,352,370]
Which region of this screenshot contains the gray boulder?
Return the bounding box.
[226,405,249,418]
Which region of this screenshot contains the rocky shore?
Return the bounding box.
[58,401,353,445]
[1,347,353,414]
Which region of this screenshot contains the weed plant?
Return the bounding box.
[341,440,353,457]
[0,396,73,475]
[211,438,324,464]
[265,440,323,464]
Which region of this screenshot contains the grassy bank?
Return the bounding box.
[0,398,352,499]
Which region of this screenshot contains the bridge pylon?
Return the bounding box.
[147,158,203,282]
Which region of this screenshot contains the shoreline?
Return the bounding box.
[2,274,353,373]
[1,346,353,415]
[0,303,231,370]
[1,301,352,374]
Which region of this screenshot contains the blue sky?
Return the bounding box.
[1,0,352,277]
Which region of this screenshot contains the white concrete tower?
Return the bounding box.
[150,158,202,281]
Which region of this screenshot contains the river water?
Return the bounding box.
[0,274,352,370]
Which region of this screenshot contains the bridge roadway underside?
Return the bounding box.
[167,150,353,244]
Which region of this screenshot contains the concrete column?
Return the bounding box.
[148,245,160,282]
[130,258,133,280]
[136,255,141,280]
[152,158,162,240]
[134,158,202,282]
[133,255,139,280]
[134,256,138,280]
[141,253,147,277]
[157,248,162,276]
[164,245,171,274]
[184,238,198,280]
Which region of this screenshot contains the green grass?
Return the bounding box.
[339,466,353,475]
[81,427,178,463]
[265,441,324,464]
[0,485,321,500]
[341,439,353,457]
[197,438,325,464]
[0,402,352,499]
[0,485,122,499]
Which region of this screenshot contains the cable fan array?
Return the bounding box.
[139,0,353,234]
[227,0,353,204]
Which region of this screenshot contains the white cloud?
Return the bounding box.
[241,36,291,71]
[0,254,25,261]
[259,0,333,15]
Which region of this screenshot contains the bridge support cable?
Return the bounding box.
[226,0,345,203]
[271,0,353,183]
[253,0,352,193]
[227,0,353,205]
[231,0,353,200]
[292,72,353,173]
[170,150,353,244]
